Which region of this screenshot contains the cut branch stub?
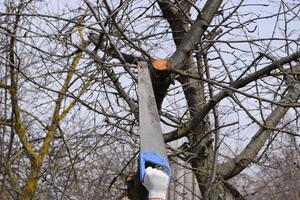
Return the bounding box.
[150,59,172,110]
[152,59,171,71]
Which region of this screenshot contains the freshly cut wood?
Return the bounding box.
[152,59,171,71]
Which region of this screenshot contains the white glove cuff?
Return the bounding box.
[148,191,166,199]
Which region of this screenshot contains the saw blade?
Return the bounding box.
[138,61,171,181]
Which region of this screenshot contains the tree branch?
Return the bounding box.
[0,117,12,126]
[219,66,300,179]
[164,51,300,142]
[0,82,10,90]
[169,0,223,70]
[88,32,147,64]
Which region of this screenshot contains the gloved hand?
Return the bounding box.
[143,167,169,199]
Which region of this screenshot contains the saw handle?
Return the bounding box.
[139,151,171,182]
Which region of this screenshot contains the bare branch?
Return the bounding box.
[0,82,10,90]
[164,51,300,142]
[219,68,300,179]
[0,116,12,126]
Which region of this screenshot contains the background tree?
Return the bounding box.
[233,121,300,200]
[0,0,299,199]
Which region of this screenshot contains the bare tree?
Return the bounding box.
[0,0,299,199]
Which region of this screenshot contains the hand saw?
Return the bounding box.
[138,61,171,182]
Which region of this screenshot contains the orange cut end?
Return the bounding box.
[152,59,170,71]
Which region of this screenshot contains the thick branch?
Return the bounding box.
[164,51,300,142]
[219,75,300,179]
[157,0,190,45]
[169,0,223,70]
[8,5,37,161]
